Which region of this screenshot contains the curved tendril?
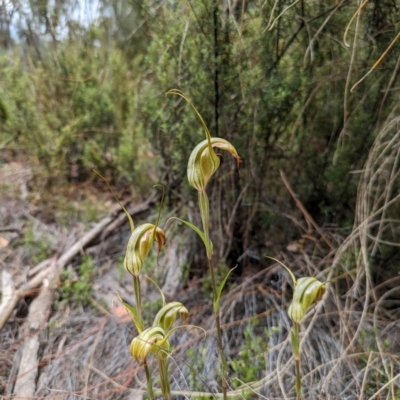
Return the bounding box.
[343,0,369,47]
[93,169,134,232]
[166,89,213,150]
[265,255,297,287]
[144,274,166,306]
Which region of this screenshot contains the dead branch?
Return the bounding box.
[279,170,335,251]
[13,266,57,398]
[0,193,158,332]
[0,270,19,334]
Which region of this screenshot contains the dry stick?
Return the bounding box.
[0,270,19,331]
[351,30,400,93]
[13,262,58,398]
[303,0,343,66]
[340,0,362,156]
[0,225,21,233]
[27,258,52,278]
[343,0,369,47]
[5,344,22,395]
[378,54,400,120]
[26,194,157,279]
[279,170,335,251]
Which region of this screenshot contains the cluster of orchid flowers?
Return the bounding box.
[117,90,328,400]
[118,207,188,399]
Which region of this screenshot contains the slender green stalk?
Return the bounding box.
[198,190,211,257]
[292,322,301,399]
[169,90,240,399]
[143,361,155,400]
[199,190,228,399]
[132,275,144,332]
[274,259,328,399]
[132,275,155,397]
[208,257,228,399]
[158,357,172,400]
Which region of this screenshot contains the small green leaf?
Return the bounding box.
[116,292,143,333]
[167,217,213,255]
[213,265,237,313]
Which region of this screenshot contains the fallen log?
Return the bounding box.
[0,193,157,332]
[0,270,19,334]
[13,269,56,398]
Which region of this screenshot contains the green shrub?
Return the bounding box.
[58,256,95,307]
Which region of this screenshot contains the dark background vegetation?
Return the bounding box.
[1,1,400,398]
[1,0,400,276]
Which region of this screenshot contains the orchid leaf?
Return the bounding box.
[167,217,213,255]
[116,292,143,333]
[213,265,237,313]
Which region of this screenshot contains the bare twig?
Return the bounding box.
[279,170,335,250]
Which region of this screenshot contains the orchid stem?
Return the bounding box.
[199,188,228,399]
[158,357,172,400]
[143,361,155,400]
[292,322,301,399]
[208,256,228,400]
[132,275,144,332]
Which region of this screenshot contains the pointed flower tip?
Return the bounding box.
[187,137,241,191]
[124,223,166,276]
[288,277,328,323]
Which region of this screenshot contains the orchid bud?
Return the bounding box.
[130,326,170,363]
[124,223,166,276]
[187,137,241,192]
[153,301,189,331]
[288,277,327,323]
